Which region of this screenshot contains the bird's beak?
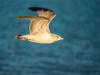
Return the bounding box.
[60,37,64,40]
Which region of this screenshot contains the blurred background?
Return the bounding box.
[0,0,100,75]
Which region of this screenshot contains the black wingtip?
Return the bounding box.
[29,7,53,12]
[16,34,22,39]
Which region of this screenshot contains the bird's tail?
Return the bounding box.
[16,34,28,41]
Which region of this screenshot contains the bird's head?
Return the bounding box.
[57,36,64,41]
[53,34,64,42]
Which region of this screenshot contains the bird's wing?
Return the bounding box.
[29,17,49,35]
[29,7,56,22]
[16,16,35,20]
[28,7,56,35]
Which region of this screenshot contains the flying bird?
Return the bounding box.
[16,7,63,44]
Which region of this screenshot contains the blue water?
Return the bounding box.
[0,0,100,75]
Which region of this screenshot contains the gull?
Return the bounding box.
[16,7,63,44]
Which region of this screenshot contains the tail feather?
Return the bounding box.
[16,34,28,41]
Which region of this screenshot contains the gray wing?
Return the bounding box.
[29,17,49,35]
[29,7,56,35]
[29,7,56,21]
[16,7,56,35]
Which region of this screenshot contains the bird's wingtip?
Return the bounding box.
[28,7,54,12]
